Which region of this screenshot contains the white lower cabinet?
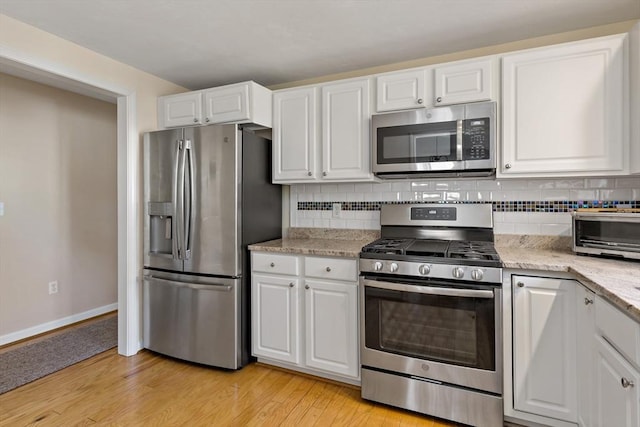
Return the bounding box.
[592,296,640,427]
[507,272,640,427]
[251,251,359,383]
[576,285,596,427]
[512,275,578,423]
[304,279,358,378]
[251,274,299,364]
[593,336,640,427]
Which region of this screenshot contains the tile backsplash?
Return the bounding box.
[289,177,640,235]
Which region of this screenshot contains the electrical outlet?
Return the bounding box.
[48,281,58,295]
[332,203,341,218]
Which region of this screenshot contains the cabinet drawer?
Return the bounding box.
[252,252,299,275]
[596,295,640,368]
[304,257,357,282]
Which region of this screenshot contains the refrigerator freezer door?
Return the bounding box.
[143,271,240,368]
[183,125,241,276]
[143,129,184,272]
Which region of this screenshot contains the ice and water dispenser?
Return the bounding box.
[148,202,173,256]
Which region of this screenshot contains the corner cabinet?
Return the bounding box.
[272,78,373,184]
[250,251,360,384]
[500,34,629,177]
[158,81,272,129]
[505,271,640,427]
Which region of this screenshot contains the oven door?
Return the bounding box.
[360,277,502,394]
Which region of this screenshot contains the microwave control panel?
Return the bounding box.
[463,118,490,160]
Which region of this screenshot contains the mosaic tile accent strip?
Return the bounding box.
[297,200,640,213]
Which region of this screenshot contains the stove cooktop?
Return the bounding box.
[362,238,500,264]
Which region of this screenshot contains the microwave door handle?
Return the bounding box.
[363,279,494,299]
[456,119,463,161]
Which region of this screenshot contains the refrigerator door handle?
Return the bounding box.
[183,139,194,260]
[145,275,233,292]
[172,139,183,260]
[176,140,187,260]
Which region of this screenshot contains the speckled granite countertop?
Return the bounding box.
[248,228,380,258]
[250,230,640,323]
[496,235,640,323]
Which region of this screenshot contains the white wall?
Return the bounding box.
[0,73,118,335]
[289,177,640,235]
[0,14,186,346]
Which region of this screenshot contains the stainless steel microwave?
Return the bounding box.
[573,210,640,260]
[371,101,496,179]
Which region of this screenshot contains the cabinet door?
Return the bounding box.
[376,68,431,112]
[513,276,578,422]
[321,79,373,181]
[304,279,358,378]
[593,336,640,427]
[158,92,202,128]
[576,285,596,427]
[501,34,628,177]
[434,58,493,106]
[272,87,318,182]
[202,83,250,124]
[251,273,299,364]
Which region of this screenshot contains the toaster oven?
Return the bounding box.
[572,210,640,260]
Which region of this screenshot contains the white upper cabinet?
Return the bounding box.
[158,81,272,129]
[272,77,373,184]
[376,68,432,112]
[374,57,495,112]
[434,58,494,106]
[202,81,272,127]
[321,78,372,181]
[158,91,203,128]
[500,34,629,177]
[272,87,318,182]
[631,21,640,174]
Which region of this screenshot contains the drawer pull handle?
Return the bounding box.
[517,282,524,288]
[326,267,331,272]
[584,297,594,305]
[622,378,635,388]
[270,262,275,267]
[289,283,294,288]
[305,285,310,290]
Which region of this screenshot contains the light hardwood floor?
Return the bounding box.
[0,344,460,426]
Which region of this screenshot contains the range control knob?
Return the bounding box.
[389,262,399,273]
[418,265,431,275]
[471,269,484,281]
[452,267,465,279]
[373,261,383,271]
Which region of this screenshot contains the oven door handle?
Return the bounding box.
[363,279,495,299]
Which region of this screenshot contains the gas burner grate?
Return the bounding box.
[446,241,500,261]
[362,238,415,255]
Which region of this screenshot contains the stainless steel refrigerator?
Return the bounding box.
[142,124,281,369]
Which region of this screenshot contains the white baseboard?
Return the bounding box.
[0,303,118,346]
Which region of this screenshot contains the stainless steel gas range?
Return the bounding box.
[360,203,503,427]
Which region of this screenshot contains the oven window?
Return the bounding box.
[377,121,457,164]
[364,285,495,370]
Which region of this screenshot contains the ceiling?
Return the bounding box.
[1,0,638,91]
